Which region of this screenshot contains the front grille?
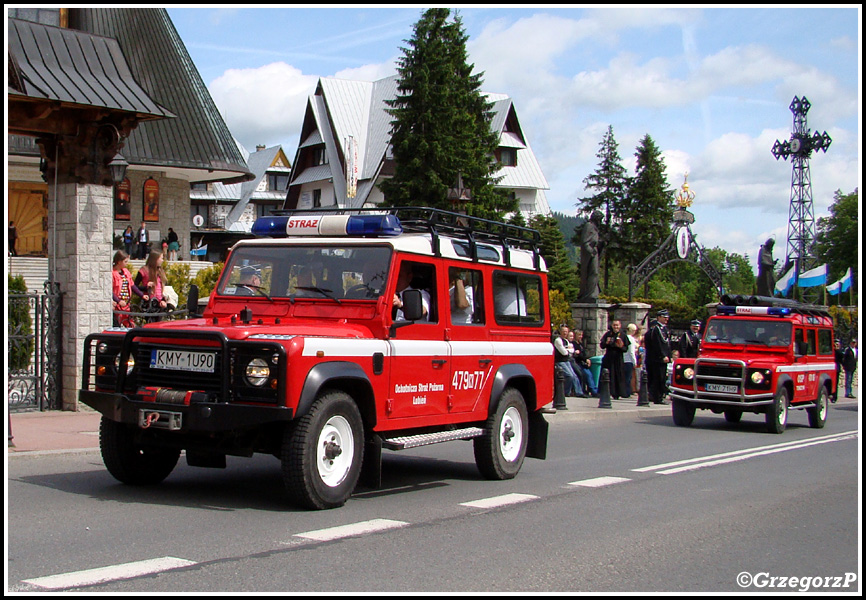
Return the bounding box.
[696,363,743,380]
[134,344,224,393]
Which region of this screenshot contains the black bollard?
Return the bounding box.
[597,368,612,409]
[636,369,650,406]
[553,368,568,410]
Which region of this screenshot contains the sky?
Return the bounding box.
[167,6,861,264]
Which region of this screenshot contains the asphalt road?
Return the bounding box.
[7,404,861,593]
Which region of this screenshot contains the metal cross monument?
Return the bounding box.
[771,96,832,300]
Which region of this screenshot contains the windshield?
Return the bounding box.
[217,244,392,300]
[704,318,792,347]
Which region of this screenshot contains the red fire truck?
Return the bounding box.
[80,208,552,509]
[669,296,836,433]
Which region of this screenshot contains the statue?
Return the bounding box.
[756,238,777,296]
[579,210,603,303]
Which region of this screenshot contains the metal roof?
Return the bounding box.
[8,18,175,121]
[65,8,252,183]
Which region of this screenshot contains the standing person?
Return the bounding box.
[9,221,18,256]
[572,329,598,396]
[645,309,672,404]
[167,227,179,261]
[599,320,629,399]
[134,250,169,312]
[122,225,135,257]
[833,339,844,402]
[842,338,858,398]
[623,323,639,397]
[678,319,702,358]
[112,250,148,327]
[136,222,149,259]
[554,324,581,399]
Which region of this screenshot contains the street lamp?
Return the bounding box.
[447,172,471,213]
[107,153,129,184]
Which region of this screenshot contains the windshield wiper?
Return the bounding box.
[294,287,342,303]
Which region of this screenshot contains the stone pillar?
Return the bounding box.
[614,302,652,337]
[571,302,612,358]
[50,182,114,410]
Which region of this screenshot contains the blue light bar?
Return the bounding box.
[251,214,403,238]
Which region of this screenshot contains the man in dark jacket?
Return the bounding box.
[678,319,701,358]
[645,309,672,404]
[842,339,858,398]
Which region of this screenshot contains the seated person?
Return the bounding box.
[292,266,317,297]
[450,271,473,324]
[235,266,261,296]
[393,262,430,321]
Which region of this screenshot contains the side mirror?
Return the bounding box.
[400,289,424,322]
[187,284,200,318]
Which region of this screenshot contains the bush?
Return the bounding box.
[8,274,34,371]
[192,262,224,299]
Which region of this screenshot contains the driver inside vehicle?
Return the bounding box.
[236,266,261,295]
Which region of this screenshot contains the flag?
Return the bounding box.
[798,264,828,288]
[827,268,853,295]
[775,264,797,296]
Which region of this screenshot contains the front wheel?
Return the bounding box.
[807,386,829,429]
[672,399,695,427]
[281,390,364,510]
[99,417,180,485]
[765,387,789,434]
[474,388,528,480]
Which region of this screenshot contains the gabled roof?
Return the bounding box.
[64,8,252,183]
[288,75,549,210]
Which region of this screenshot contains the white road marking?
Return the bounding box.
[633,431,858,475]
[459,493,539,509]
[22,557,196,590]
[568,476,631,487]
[294,519,409,542]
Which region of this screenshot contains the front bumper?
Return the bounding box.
[79,390,294,432]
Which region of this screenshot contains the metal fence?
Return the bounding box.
[8,282,62,411]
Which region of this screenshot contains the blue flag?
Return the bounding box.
[774,264,797,296]
[799,264,828,288]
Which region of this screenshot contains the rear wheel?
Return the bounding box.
[807,386,829,429]
[672,399,695,427]
[765,387,789,434]
[282,390,364,510]
[99,417,180,485]
[474,388,528,480]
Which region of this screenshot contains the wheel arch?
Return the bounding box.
[297,362,376,428]
[488,364,538,413]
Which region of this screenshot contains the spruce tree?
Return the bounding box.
[529,213,580,300]
[380,9,513,219]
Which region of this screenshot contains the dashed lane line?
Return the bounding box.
[459,492,539,509]
[21,557,196,591]
[294,518,410,542]
[568,476,631,487]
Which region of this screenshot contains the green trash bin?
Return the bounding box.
[589,355,603,389]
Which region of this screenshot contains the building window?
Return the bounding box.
[499,148,517,167]
[268,173,289,191]
[190,182,209,191]
[313,189,322,208]
[313,146,328,166]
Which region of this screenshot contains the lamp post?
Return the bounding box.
[107,153,129,185]
[447,172,471,214]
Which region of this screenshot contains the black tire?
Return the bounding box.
[765,387,789,434]
[807,385,829,429]
[672,399,695,427]
[281,390,364,510]
[724,409,743,423]
[474,388,528,480]
[99,417,180,485]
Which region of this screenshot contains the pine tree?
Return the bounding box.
[622,134,674,272]
[529,213,579,300]
[380,9,513,219]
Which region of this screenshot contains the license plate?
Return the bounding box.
[150,349,215,373]
[706,383,738,394]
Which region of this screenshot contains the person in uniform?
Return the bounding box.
[678,319,702,359]
[645,309,672,404]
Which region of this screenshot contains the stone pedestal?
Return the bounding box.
[49,182,114,410]
[571,302,612,357]
[614,302,652,336]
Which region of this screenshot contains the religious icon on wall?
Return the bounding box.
[114,178,131,221]
[143,177,159,222]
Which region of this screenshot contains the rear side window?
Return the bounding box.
[818,329,833,355]
[493,271,543,326]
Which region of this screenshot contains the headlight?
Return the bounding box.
[751,370,766,385]
[245,358,270,387]
[683,367,695,380]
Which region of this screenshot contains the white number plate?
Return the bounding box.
[706,383,738,394]
[150,349,215,373]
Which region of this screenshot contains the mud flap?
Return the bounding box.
[526,410,549,460]
[360,433,383,489]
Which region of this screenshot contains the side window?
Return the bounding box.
[394,260,437,323]
[818,329,833,356]
[805,329,817,356]
[449,267,483,325]
[493,271,543,326]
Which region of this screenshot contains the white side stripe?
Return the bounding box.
[460,493,539,509]
[294,519,409,542]
[22,557,196,590]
